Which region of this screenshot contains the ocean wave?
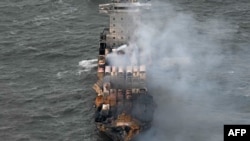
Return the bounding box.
[34,52,79,59]
[56,69,93,79]
[8,2,79,27]
[31,114,59,120]
[31,6,78,25]
[56,71,70,79]
[56,70,80,79]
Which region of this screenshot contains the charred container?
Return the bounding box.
[92,1,154,141]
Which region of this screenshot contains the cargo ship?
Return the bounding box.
[92,0,154,141]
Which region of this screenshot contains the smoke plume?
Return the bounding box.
[127,1,239,141]
[103,0,245,140]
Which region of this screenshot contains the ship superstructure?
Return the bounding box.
[93,1,154,141]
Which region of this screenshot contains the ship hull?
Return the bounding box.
[93,1,153,141]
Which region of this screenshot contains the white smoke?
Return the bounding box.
[123,1,240,141]
[100,0,245,140]
[106,43,140,66]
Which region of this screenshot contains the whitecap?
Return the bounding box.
[56,71,69,79]
[78,59,97,72]
[227,70,235,74]
[76,70,89,75]
[78,59,97,68]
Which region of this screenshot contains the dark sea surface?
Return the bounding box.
[0,0,249,141]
